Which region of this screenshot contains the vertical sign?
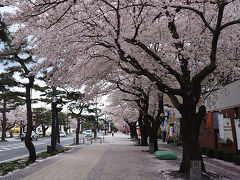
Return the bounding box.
[223,118,233,142]
[218,114,224,140]
[234,119,240,150]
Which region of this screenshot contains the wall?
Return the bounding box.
[205,80,240,111]
[199,106,240,153]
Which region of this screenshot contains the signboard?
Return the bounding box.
[169,126,173,137]
[223,118,233,142]
[218,114,234,143]
[218,114,224,140]
[234,119,240,150]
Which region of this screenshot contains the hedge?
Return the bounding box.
[213,149,223,160]
[205,148,214,158]
[233,155,240,165]
[222,152,234,162]
[201,147,208,155]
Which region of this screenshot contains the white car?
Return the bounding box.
[59,131,67,137]
[84,130,93,137]
[21,131,38,141]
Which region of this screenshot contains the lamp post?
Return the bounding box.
[50,87,57,152]
[56,106,63,144]
[104,114,107,135]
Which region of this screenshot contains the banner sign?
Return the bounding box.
[234,119,240,150]
[218,114,224,140]
[218,114,234,143]
[223,118,233,142]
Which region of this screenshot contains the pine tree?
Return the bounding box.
[0,69,24,141]
[0,15,36,162]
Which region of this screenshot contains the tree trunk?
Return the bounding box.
[132,122,138,139]
[42,124,46,137]
[1,99,7,141]
[138,113,148,146]
[149,122,159,152]
[145,115,160,153]
[25,80,36,163]
[20,122,23,139]
[128,122,138,139]
[64,126,68,135]
[75,119,80,145]
[179,103,206,173]
[129,124,134,139]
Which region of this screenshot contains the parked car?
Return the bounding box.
[84,130,93,137]
[21,131,38,141]
[59,131,67,137]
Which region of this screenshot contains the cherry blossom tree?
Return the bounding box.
[7,105,28,137]
[3,0,240,173]
[112,81,164,150]
[66,91,94,144]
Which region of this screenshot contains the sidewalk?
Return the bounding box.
[1,133,238,180]
[1,132,167,180]
[157,141,240,180]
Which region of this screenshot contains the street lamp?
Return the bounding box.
[56,105,63,144]
[50,87,57,153]
[49,87,63,152]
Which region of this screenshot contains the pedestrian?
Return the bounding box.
[112,131,114,137]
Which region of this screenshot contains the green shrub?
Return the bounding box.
[157,134,162,139]
[1,162,16,176]
[222,152,234,162]
[57,148,69,153]
[36,151,50,159]
[233,155,240,165]
[201,147,208,155]
[213,149,223,159]
[25,161,30,166]
[57,149,65,153]
[205,148,214,157]
[18,164,26,169]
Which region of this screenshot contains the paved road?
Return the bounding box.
[0,135,77,162]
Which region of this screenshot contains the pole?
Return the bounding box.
[104,114,107,135]
[56,108,60,144]
[51,87,57,152]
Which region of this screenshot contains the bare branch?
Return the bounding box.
[220,19,240,31]
[170,5,214,33]
[125,38,182,83]
[192,3,226,83]
[47,5,73,29]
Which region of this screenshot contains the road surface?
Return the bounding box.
[0,135,77,162]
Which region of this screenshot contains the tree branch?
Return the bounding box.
[168,95,183,114]
[170,5,214,33]
[125,38,183,83]
[47,5,73,29]
[220,19,240,31]
[192,2,226,83]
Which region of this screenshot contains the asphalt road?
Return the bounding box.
[0,135,79,162]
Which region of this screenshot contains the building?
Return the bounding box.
[199,80,240,153]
